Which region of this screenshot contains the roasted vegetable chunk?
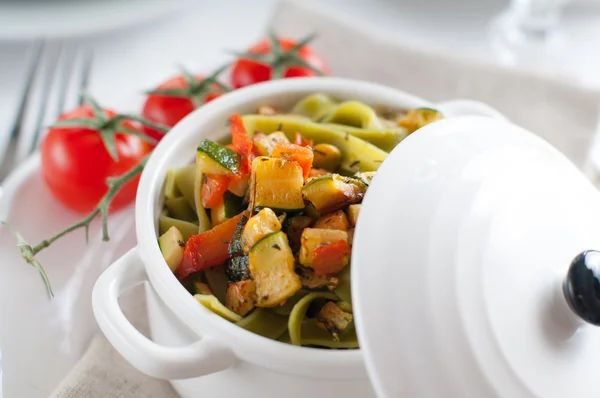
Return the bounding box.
[316,301,354,340]
[302,174,366,215]
[225,280,257,316]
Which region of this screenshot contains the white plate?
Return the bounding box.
[0,154,136,397]
[0,0,194,39]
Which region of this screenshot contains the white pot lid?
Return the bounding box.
[352,116,600,398]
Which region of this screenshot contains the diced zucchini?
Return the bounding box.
[296,266,339,290]
[250,157,305,213]
[314,210,349,231]
[302,174,366,215]
[253,131,290,156]
[284,215,314,252]
[225,256,250,282]
[346,204,361,227]
[211,192,244,227]
[225,280,256,316]
[316,301,354,341]
[165,197,197,223]
[193,281,213,295]
[241,208,282,254]
[196,139,240,175]
[249,231,302,307]
[312,143,342,171]
[158,226,185,272]
[228,215,248,258]
[299,228,348,267]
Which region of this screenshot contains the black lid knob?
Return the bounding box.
[563,250,600,326]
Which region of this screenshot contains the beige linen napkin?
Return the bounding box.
[52,1,600,397]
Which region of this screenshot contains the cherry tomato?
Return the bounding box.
[231,37,329,88]
[41,105,153,213]
[141,75,224,141]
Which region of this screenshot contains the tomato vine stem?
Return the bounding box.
[2,96,169,299]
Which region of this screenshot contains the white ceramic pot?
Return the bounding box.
[92,77,506,398]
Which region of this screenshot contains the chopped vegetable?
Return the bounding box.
[252,131,290,156]
[201,174,230,208]
[313,240,350,276]
[354,171,375,186]
[294,132,313,148]
[211,191,244,227]
[225,280,257,316]
[346,204,361,227]
[347,228,355,246]
[196,139,240,175]
[177,211,249,279]
[284,215,313,252]
[228,215,248,258]
[312,143,342,171]
[249,231,302,307]
[314,210,349,231]
[227,175,249,197]
[250,157,305,212]
[316,301,353,340]
[299,228,348,268]
[241,208,282,254]
[296,266,339,290]
[225,255,250,283]
[271,142,314,181]
[230,114,253,176]
[397,107,443,133]
[301,174,366,215]
[241,115,388,172]
[158,226,185,272]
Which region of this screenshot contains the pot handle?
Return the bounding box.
[92,248,236,380]
[434,99,508,121]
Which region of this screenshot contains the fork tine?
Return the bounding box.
[15,40,61,165]
[0,40,44,179]
[27,41,64,156]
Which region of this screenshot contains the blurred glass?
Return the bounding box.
[489,0,570,70]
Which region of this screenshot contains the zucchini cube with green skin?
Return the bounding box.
[302,174,366,215]
[241,208,282,254]
[196,139,240,175]
[249,231,302,307]
[253,131,290,156]
[299,228,349,267]
[250,157,305,213]
[158,226,185,272]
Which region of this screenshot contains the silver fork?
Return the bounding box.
[0,40,93,181]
